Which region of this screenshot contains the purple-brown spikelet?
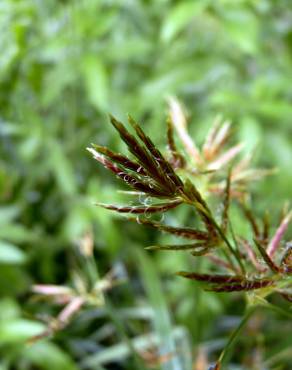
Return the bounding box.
[96,200,183,214]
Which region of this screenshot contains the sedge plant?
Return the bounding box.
[87,98,292,369]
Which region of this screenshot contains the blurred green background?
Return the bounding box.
[1,0,292,369]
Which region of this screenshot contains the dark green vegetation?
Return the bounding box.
[1,1,292,369]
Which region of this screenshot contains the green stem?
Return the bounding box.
[181,192,245,274]
[217,306,256,367]
[228,219,246,274]
[263,301,292,319]
[212,219,245,275]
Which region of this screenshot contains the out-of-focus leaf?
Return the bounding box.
[222,9,258,54]
[135,249,190,370]
[82,56,109,111]
[23,341,77,370]
[48,140,77,196]
[81,327,191,369]
[0,319,45,344]
[0,241,26,264]
[0,206,20,224]
[0,223,36,243]
[0,298,21,321]
[62,204,91,242]
[161,1,209,42]
[0,265,30,296]
[239,117,262,154]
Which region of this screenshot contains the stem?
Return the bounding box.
[212,219,246,275]
[180,191,245,274]
[221,248,238,274]
[228,219,246,274]
[217,306,257,367]
[263,301,292,319]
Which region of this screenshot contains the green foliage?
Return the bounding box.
[1,0,292,369]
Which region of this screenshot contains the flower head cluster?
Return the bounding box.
[87,107,291,300]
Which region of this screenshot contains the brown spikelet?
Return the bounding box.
[131,218,211,241]
[91,144,147,175]
[183,179,217,237]
[177,271,274,292]
[88,150,171,197]
[109,115,176,194]
[96,200,183,214]
[145,242,209,251]
[128,115,184,190]
[241,204,260,238]
[208,279,274,292]
[176,271,244,284]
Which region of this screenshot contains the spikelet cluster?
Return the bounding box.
[88,101,291,301]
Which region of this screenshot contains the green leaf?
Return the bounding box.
[0,206,20,224]
[0,298,21,321]
[223,9,258,54]
[161,1,209,42]
[23,341,77,370]
[135,249,190,370]
[239,116,262,154]
[82,56,109,111]
[48,140,77,197]
[0,241,26,265]
[0,319,45,344]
